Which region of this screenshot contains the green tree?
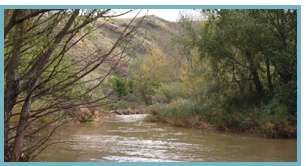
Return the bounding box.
[129,48,175,105]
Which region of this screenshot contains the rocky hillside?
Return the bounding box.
[68,15,183,75]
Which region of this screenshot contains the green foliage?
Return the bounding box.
[111,75,128,97]
[100,10,297,138]
[155,82,186,103]
[128,48,176,105]
[151,99,204,127]
[159,99,198,119]
[106,100,131,110]
[259,93,296,138]
[147,10,296,138]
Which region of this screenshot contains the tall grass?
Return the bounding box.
[150,96,296,138]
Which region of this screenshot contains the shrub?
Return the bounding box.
[155,82,186,103]
[259,97,295,138]
[111,75,128,97]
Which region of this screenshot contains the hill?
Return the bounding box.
[67,15,183,75]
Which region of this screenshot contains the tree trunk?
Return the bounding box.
[232,65,244,93]
[245,51,264,97]
[265,55,274,94]
[11,93,32,161]
[4,10,24,160]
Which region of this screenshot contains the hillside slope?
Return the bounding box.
[68,15,182,74]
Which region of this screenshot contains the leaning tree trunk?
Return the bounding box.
[11,90,32,161]
[4,10,24,161]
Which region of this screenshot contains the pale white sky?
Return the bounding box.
[113,9,204,22]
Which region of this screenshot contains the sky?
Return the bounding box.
[113,9,203,22]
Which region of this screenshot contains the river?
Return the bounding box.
[36,114,297,162]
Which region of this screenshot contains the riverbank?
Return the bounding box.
[145,103,297,139]
[74,103,296,139]
[71,105,151,123]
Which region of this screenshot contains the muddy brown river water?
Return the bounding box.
[36,114,296,162]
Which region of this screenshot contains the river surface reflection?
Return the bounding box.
[37,114,297,162]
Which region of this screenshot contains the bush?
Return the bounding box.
[259,97,295,138]
[106,100,130,110]
[150,99,204,127]
[150,90,296,138]
[160,99,198,118]
[111,75,128,97]
[155,82,186,103]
